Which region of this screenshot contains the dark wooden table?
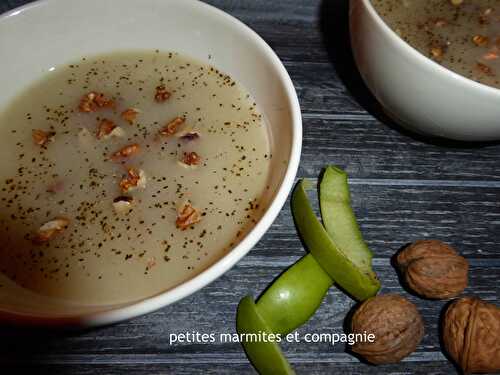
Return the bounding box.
[1,0,499,374]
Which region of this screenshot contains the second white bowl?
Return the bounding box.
[350,0,500,141]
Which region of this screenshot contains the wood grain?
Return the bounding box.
[1,0,499,374]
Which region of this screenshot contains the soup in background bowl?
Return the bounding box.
[0,0,301,326]
[350,0,500,141]
[371,0,500,90]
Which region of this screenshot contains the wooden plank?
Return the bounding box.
[2,362,456,375]
[252,184,500,259]
[299,117,500,181]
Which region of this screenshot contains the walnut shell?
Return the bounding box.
[397,240,468,299]
[351,294,424,364]
[443,297,500,374]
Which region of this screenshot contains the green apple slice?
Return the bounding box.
[256,253,333,335]
[319,166,377,281]
[236,296,295,375]
[291,179,380,301]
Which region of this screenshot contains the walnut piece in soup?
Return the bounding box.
[371,0,500,89]
[0,51,272,305]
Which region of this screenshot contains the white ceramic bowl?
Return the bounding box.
[350,0,500,141]
[0,0,301,326]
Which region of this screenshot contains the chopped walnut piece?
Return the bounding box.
[108,126,126,138]
[160,117,185,137]
[477,62,494,76]
[33,217,70,244]
[479,8,494,24]
[32,129,55,146]
[96,119,116,139]
[472,35,489,47]
[430,46,444,60]
[93,93,114,108]
[119,167,147,192]
[176,201,201,230]
[120,168,139,192]
[154,84,171,102]
[121,108,140,124]
[182,151,201,166]
[110,144,140,161]
[483,51,499,60]
[112,196,135,214]
[78,92,114,112]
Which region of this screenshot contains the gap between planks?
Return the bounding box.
[0,351,447,365]
[300,177,500,189]
[302,112,376,121]
[237,256,500,268]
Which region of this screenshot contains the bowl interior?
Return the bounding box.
[0,0,299,322]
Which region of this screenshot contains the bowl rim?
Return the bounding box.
[358,0,500,97]
[0,0,302,327]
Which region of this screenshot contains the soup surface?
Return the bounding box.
[0,51,271,305]
[371,0,500,89]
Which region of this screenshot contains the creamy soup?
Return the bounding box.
[371,0,500,89]
[0,51,271,305]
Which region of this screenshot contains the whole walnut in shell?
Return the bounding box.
[397,240,468,299]
[350,294,424,364]
[443,297,500,374]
